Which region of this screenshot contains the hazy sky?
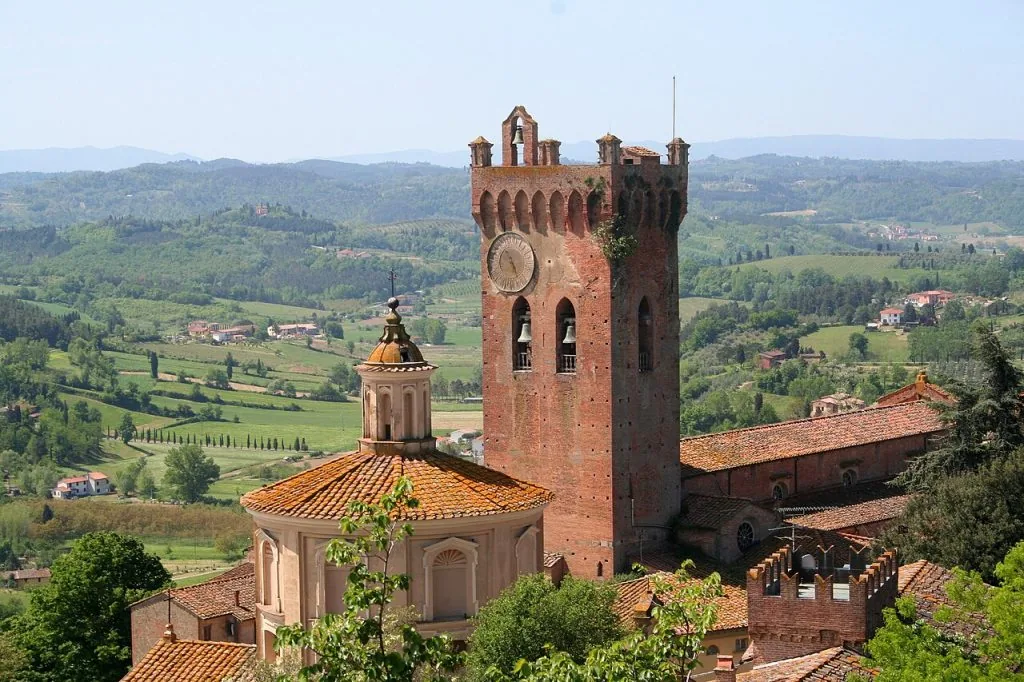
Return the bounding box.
[2,1,1022,161]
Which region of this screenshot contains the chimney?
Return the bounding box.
[162,622,177,643]
[714,654,736,682]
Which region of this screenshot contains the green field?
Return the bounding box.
[732,254,929,283]
[801,325,910,362]
[679,297,740,322]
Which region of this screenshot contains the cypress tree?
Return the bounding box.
[294,437,300,451]
[247,434,251,449]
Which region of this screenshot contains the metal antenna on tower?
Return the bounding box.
[672,75,676,140]
[388,269,397,298]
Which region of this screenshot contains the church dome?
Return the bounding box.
[363,297,429,369]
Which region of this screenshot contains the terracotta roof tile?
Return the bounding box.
[899,559,990,640]
[875,376,954,407]
[681,495,757,530]
[241,450,552,521]
[680,402,943,476]
[168,567,255,621]
[787,495,912,532]
[122,637,256,682]
[612,573,748,632]
[738,646,877,681]
[543,553,564,569]
[622,145,660,157]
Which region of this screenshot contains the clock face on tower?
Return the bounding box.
[487,232,536,293]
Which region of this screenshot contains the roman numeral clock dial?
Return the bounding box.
[487,232,536,293]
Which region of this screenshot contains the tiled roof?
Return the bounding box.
[680,495,757,530]
[737,646,877,681]
[612,573,748,632]
[168,566,255,621]
[899,559,990,640]
[680,402,944,476]
[122,637,256,682]
[622,145,660,157]
[787,495,912,532]
[875,375,954,407]
[216,561,254,582]
[241,450,552,521]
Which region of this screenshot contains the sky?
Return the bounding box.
[1,0,1023,162]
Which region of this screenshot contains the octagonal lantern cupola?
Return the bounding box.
[356,297,437,455]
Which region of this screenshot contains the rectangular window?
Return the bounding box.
[735,638,748,652]
[202,625,212,641]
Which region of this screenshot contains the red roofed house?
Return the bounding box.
[52,471,110,499]
[121,625,256,682]
[879,308,903,325]
[906,289,955,307]
[129,562,256,664]
[757,350,787,370]
[1,568,51,588]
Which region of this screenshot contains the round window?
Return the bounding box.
[706,645,720,656]
[737,522,755,552]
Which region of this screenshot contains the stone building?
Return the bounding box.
[239,299,553,660]
[469,106,689,577]
[129,562,256,665]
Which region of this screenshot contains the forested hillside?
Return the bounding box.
[2,155,1023,232]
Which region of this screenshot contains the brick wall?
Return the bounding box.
[746,546,898,664]
[471,113,686,576]
[130,596,198,664]
[682,434,931,502]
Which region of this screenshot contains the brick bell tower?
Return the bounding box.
[469,106,688,577]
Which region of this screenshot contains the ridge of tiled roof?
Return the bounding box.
[737,646,877,681]
[168,570,255,621]
[680,402,944,476]
[875,374,954,407]
[787,495,913,532]
[122,638,256,682]
[241,449,552,521]
[216,561,254,582]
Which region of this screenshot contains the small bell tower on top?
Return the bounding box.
[469,106,688,578]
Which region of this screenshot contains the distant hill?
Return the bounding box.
[0,159,469,228]
[2,154,1023,231]
[0,146,199,173]
[335,135,1024,167]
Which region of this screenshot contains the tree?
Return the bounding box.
[487,563,723,681]
[275,477,463,681]
[864,541,1024,679]
[162,444,220,503]
[8,532,170,682]
[137,471,157,499]
[118,412,135,445]
[225,352,234,381]
[914,241,920,252]
[943,299,966,322]
[204,368,230,390]
[40,504,53,524]
[849,332,869,359]
[895,324,1024,491]
[884,448,1024,581]
[466,574,624,679]
[903,303,918,323]
[148,351,158,379]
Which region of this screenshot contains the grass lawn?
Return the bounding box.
[679,297,738,322]
[801,325,910,363]
[731,254,929,284]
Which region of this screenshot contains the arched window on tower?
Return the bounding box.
[512,298,532,371]
[638,297,653,372]
[556,299,577,374]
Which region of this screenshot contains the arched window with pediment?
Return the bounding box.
[423,537,479,622]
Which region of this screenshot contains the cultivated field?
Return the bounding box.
[801,325,910,363]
